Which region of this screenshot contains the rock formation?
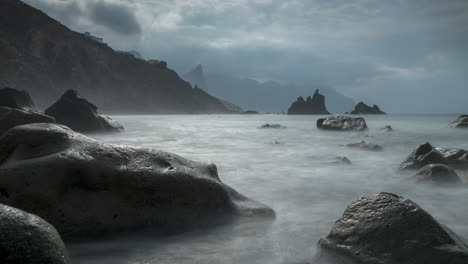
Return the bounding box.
[45,90,123,133]
[380,125,393,131]
[333,156,351,165]
[0,106,55,135]
[346,140,383,151]
[0,203,70,264]
[450,115,468,128]
[0,123,274,238]
[287,90,331,115]
[317,116,368,131]
[241,110,259,114]
[0,0,228,114]
[0,87,35,110]
[400,142,468,170]
[318,193,468,264]
[350,102,386,114]
[259,124,284,129]
[414,164,462,184]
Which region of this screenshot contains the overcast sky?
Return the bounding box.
[24,0,468,113]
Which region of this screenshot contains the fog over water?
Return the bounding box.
[68,114,468,264]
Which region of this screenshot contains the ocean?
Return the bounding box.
[68,114,468,264]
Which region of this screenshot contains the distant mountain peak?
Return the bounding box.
[182,64,207,90]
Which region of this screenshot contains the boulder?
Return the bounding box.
[414,164,462,184]
[450,115,468,128]
[350,102,386,115]
[0,123,274,238]
[0,106,55,135]
[287,89,331,115]
[0,87,35,110]
[346,141,383,151]
[400,143,468,170]
[45,90,123,133]
[318,193,468,264]
[0,203,70,264]
[333,156,351,165]
[380,125,393,131]
[317,116,368,131]
[259,123,284,129]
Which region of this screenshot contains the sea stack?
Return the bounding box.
[350,102,386,114]
[287,89,331,115]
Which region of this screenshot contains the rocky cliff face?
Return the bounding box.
[0,0,228,114]
[287,89,331,115]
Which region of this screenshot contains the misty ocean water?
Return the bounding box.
[68,114,468,264]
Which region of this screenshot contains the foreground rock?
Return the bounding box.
[45,90,123,133]
[0,203,70,264]
[450,115,468,128]
[0,106,55,135]
[0,87,35,110]
[259,123,284,129]
[287,89,331,115]
[317,116,367,131]
[0,123,274,238]
[319,193,468,264]
[400,142,468,170]
[346,141,383,151]
[350,102,386,115]
[414,164,462,184]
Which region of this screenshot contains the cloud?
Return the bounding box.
[90,1,141,35]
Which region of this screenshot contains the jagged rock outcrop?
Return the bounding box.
[350,102,386,115]
[45,90,123,133]
[345,140,383,151]
[318,193,468,264]
[400,143,468,170]
[317,116,368,131]
[450,115,468,128]
[0,87,35,110]
[414,164,462,184]
[0,106,55,135]
[287,90,331,115]
[0,123,274,238]
[0,0,228,113]
[0,203,70,264]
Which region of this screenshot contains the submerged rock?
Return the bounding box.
[0,203,70,264]
[333,156,351,165]
[319,192,468,264]
[287,89,331,115]
[414,164,462,184]
[259,123,284,129]
[45,90,123,133]
[317,116,368,131]
[450,115,468,128]
[380,125,393,131]
[400,142,468,170]
[0,87,35,110]
[346,141,383,151]
[350,102,386,115]
[0,123,274,238]
[0,106,55,135]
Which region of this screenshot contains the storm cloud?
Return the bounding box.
[23,0,468,113]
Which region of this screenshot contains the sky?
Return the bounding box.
[24,0,468,113]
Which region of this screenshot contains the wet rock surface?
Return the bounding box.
[400,142,468,170]
[0,123,274,238]
[317,116,368,131]
[0,106,55,135]
[318,192,468,264]
[380,125,393,131]
[346,141,383,151]
[0,203,70,264]
[414,164,462,184]
[45,90,123,133]
[333,156,352,165]
[259,123,284,129]
[450,115,468,128]
[0,87,35,110]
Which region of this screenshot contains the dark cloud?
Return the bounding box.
[90,1,141,35]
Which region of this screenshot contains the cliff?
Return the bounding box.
[0,0,228,114]
[287,89,331,115]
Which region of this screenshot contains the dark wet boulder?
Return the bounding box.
[0,203,70,264]
[317,115,367,131]
[414,164,462,184]
[380,125,393,131]
[333,156,351,165]
[45,90,123,133]
[259,123,284,129]
[350,102,386,115]
[241,110,259,114]
[0,87,35,110]
[400,142,468,170]
[450,115,468,128]
[0,123,274,238]
[287,89,331,115]
[0,106,55,135]
[318,192,468,264]
[346,141,383,151]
